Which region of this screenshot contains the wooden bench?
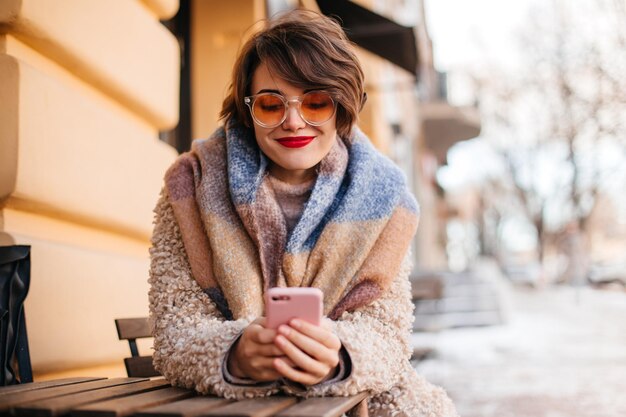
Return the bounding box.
[0,378,369,417]
[115,318,160,378]
[410,274,444,301]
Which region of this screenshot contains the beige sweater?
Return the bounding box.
[148,191,458,417]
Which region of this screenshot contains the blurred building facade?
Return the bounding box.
[0,0,477,376]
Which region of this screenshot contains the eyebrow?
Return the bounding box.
[255,88,319,95]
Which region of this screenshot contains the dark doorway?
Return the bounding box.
[160,0,192,154]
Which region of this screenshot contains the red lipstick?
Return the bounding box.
[275,136,315,148]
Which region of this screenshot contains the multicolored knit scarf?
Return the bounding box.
[164,119,419,321]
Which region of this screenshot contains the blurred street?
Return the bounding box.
[412,262,626,417]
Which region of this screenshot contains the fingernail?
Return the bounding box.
[290,319,301,328]
[279,325,291,336]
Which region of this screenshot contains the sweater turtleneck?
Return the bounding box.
[268,175,315,234]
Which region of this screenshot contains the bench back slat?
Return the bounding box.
[115,318,152,340]
[115,317,160,378]
[124,356,159,378]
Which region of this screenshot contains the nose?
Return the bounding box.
[281,101,306,131]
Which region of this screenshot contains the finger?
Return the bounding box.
[274,334,329,378]
[289,319,342,351]
[273,357,321,386]
[250,356,283,371]
[281,356,296,368]
[279,325,339,366]
[250,326,278,344]
[248,356,292,381]
[256,342,285,357]
[250,316,265,327]
[278,325,329,362]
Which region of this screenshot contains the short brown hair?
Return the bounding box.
[220,9,365,139]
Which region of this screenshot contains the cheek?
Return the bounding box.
[321,127,337,148]
[253,126,274,149]
[253,125,266,140]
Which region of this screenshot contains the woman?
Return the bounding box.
[149,9,458,417]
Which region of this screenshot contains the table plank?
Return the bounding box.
[15,379,172,417]
[201,397,297,417]
[275,392,369,417]
[134,396,230,417]
[70,387,194,417]
[0,379,146,411]
[0,378,104,398]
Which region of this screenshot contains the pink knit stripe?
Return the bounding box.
[253,178,288,289]
[170,197,216,290]
[329,280,382,320]
[165,154,199,201]
[268,175,314,234]
[317,135,348,177]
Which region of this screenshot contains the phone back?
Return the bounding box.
[265,287,323,329]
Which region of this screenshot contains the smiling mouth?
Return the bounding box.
[275,136,315,148]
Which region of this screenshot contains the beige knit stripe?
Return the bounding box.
[170,197,216,290]
[205,213,264,319]
[297,219,387,313]
[281,251,309,287]
[354,206,419,292]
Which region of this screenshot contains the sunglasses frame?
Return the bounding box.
[244,91,337,128]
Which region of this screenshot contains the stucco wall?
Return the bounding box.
[0,0,179,373]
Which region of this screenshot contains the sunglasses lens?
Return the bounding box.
[301,92,335,124]
[252,94,285,126]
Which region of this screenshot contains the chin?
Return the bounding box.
[278,159,318,171]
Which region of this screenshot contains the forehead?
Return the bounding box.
[251,62,305,96]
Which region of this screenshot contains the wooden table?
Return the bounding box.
[0,377,368,417]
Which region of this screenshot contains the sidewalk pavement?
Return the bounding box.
[411,259,626,417]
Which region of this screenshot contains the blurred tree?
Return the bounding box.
[475,0,626,281]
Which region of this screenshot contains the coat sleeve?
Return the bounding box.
[294,251,417,397]
[148,190,280,399]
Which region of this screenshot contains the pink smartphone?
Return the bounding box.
[265,287,323,329]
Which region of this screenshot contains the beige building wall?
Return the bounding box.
[190,0,266,139]
[0,0,179,376]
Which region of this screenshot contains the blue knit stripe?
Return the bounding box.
[226,122,268,205]
[287,131,412,254]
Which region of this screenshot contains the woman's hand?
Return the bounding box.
[273,318,341,386]
[229,317,293,381]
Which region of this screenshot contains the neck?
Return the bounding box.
[269,164,317,185]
